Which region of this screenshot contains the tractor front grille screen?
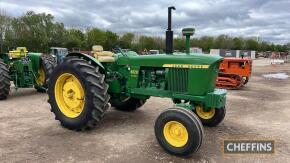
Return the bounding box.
[168,68,188,92]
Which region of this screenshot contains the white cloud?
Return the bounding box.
[0,0,289,44]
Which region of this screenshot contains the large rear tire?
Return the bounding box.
[110,97,146,111]
[0,61,10,100]
[35,54,56,92]
[155,107,204,156]
[47,57,110,130]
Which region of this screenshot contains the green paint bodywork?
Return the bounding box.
[69,51,227,110]
[0,52,43,89]
[116,54,221,95]
[28,52,42,72]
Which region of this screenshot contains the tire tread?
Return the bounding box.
[0,61,10,100]
[48,57,110,130]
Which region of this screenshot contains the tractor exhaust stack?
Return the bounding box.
[165,6,175,54]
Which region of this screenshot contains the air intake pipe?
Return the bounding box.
[182,28,195,54]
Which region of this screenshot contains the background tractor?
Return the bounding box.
[49,47,68,64]
[216,57,252,89]
[47,7,227,156]
[0,47,56,100]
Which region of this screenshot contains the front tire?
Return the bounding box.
[47,57,110,130]
[0,61,10,100]
[155,108,204,156]
[194,106,226,127]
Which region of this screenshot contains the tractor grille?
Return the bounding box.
[168,68,188,92]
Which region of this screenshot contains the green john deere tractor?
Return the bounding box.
[0,47,56,99]
[47,7,227,156]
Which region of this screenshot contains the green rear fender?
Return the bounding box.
[28,52,42,71]
[66,53,105,73]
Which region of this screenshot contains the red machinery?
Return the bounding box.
[216,57,252,89]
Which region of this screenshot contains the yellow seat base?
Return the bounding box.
[96,56,115,62]
[91,45,115,63]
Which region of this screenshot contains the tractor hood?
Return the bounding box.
[117,53,223,68]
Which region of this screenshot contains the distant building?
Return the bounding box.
[210,49,256,59]
[190,47,203,53]
[149,50,159,55]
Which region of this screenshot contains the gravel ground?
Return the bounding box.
[0,58,289,163]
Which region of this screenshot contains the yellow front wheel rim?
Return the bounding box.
[54,73,85,118]
[36,68,45,85]
[196,106,215,119]
[163,121,188,147]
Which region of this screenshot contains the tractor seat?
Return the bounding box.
[92,45,115,62]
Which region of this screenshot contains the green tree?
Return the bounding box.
[3,11,68,52]
[120,33,134,49]
[214,35,233,49]
[174,38,186,51]
[0,10,12,52]
[245,39,259,51]
[232,37,244,50]
[138,36,155,50]
[259,41,268,52]
[65,29,85,49]
[198,36,214,53]
[286,43,290,50]
[153,37,165,51]
[49,22,66,47]
[103,30,119,50]
[15,11,54,51]
[86,28,107,50]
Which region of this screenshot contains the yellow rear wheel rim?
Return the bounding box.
[196,106,215,119]
[163,121,188,147]
[54,73,85,118]
[36,68,45,85]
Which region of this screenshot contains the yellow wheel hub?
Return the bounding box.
[54,73,85,118]
[196,106,215,119]
[36,68,45,85]
[163,121,188,147]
